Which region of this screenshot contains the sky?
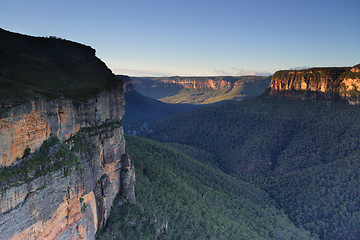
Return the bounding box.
[1,0,359,76]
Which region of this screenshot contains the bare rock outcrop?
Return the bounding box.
[268,64,360,104]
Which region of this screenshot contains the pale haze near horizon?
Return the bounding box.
[0,0,359,76]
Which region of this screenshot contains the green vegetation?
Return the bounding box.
[165,142,220,168]
[79,120,122,136]
[67,120,121,152]
[98,135,314,240]
[0,77,46,116]
[345,71,360,79]
[96,201,158,240]
[148,96,359,175]
[159,87,233,104]
[23,147,31,158]
[81,203,88,213]
[0,137,78,190]
[0,28,121,112]
[0,120,122,191]
[268,154,360,240]
[146,96,360,239]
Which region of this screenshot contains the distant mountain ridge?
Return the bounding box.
[268,64,360,104]
[130,76,271,104]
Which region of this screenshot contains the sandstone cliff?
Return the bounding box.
[268,64,360,103]
[0,89,124,167]
[152,77,233,90]
[0,29,134,239]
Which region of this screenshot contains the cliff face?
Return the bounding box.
[0,113,129,240]
[0,29,133,240]
[268,64,360,103]
[155,77,232,90]
[339,64,360,102]
[0,88,124,167]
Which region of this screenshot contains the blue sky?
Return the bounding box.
[1,0,359,76]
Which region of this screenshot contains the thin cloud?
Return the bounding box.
[289,66,310,70]
[114,67,273,77]
[213,69,230,75]
[111,68,173,77]
[215,68,272,76]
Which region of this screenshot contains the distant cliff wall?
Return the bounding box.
[268,64,360,103]
[129,76,271,102]
[154,77,232,90]
[131,76,268,91]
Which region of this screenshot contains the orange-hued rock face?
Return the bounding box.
[0,87,128,240]
[268,64,360,103]
[0,120,129,240]
[341,78,360,93]
[0,88,125,167]
[9,189,94,240]
[351,65,360,73]
[0,101,51,166]
[339,65,360,99]
[270,69,345,93]
[159,78,232,90]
